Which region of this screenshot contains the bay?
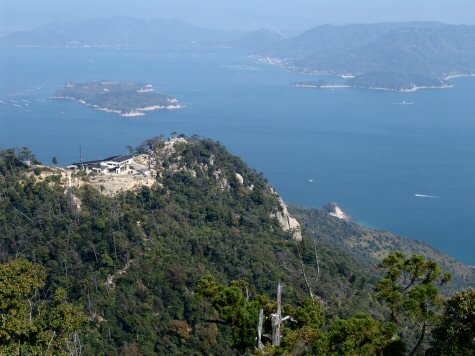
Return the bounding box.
[1,47,474,264]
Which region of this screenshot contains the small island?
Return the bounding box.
[53,81,181,117]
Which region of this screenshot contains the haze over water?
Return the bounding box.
[1,46,474,264]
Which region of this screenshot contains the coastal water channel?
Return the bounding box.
[1,46,475,263]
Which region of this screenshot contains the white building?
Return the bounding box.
[67,155,134,174]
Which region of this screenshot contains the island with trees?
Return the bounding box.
[53,81,182,117]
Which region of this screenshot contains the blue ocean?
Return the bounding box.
[1,47,474,263]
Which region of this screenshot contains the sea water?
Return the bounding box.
[1,47,474,264]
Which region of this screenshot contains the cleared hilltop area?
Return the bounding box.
[25,136,302,240]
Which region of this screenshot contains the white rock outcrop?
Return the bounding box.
[324,202,352,222]
[235,173,244,185]
[270,189,302,241]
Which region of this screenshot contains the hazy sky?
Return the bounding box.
[1,0,475,34]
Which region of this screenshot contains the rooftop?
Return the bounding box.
[71,155,133,166]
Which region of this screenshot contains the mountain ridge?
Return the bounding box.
[1,136,473,353]
[0,17,244,47]
[260,22,475,90]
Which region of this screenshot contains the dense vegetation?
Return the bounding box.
[0,259,88,354]
[54,81,176,116]
[290,206,475,295]
[292,73,447,92]
[263,23,475,90]
[1,137,473,354]
[346,71,447,91]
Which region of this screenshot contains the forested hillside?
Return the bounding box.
[261,22,475,90]
[290,206,475,294]
[1,137,473,354]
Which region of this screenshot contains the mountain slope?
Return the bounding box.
[262,22,475,90]
[228,29,285,51]
[294,26,475,75]
[290,205,475,294]
[2,137,473,353]
[264,22,444,58]
[1,137,387,354]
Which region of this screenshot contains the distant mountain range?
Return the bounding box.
[0,17,245,47]
[261,22,475,91]
[227,29,285,51]
[2,19,475,91]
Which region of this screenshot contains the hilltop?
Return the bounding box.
[1,136,379,353]
[1,136,473,354]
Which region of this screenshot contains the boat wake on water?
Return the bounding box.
[414,193,439,199]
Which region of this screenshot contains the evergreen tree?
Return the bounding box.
[430,288,475,355]
[0,259,88,354]
[376,252,452,354]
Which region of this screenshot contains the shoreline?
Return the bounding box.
[291,83,453,92]
[257,55,472,93]
[291,83,351,89]
[444,73,475,80]
[52,96,182,117]
[362,83,453,93]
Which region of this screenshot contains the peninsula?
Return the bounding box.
[291,73,451,92]
[53,81,181,117]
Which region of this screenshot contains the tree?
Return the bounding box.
[198,275,327,354]
[375,252,452,355]
[281,299,325,354]
[0,259,47,354]
[430,288,475,355]
[318,313,404,356]
[197,275,263,351]
[18,146,33,162]
[0,259,88,354]
[126,145,134,155]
